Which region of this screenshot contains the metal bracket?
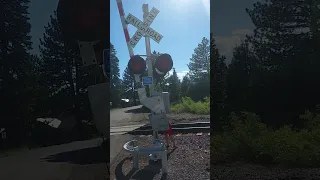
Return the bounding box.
[123,139,167,171]
[87,83,110,136]
[137,87,166,114]
[77,40,99,66]
[134,74,141,83]
[149,113,169,131]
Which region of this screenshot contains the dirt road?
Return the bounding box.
[110,105,149,127]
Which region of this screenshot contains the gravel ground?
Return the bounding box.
[212,162,320,180]
[167,113,210,124]
[110,133,210,180]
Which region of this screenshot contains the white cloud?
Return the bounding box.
[214,29,253,63]
[177,71,189,80]
[168,70,189,80]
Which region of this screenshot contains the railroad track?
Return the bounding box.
[127,122,211,135]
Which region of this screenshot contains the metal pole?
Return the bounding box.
[143,4,154,94]
[116,0,134,58]
[132,151,139,169]
[161,150,168,174]
[143,4,159,154]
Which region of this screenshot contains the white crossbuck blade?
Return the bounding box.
[127,7,161,48]
[126,13,163,44]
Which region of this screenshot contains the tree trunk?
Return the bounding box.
[64,41,84,140]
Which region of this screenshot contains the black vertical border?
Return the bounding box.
[210,1,216,179]
[105,0,111,177]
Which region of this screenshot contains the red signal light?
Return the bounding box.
[57,0,108,42]
[154,54,173,75]
[128,55,146,74]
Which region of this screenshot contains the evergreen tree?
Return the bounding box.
[151,50,160,56]
[188,37,210,82]
[211,36,227,105]
[217,0,320,128]
[26,54,51,117]
[187,37,210,101]
[0,0,36,146]
[166,68,181,103]
[181,75,191,98]
[122,67,137,104]
[246,0,320,70]
[226,41,256,112]
[122,66,134,93]
[39,11,90,137]
[109,43,121,107]
[210,35,228,129]
[242,0,320,126]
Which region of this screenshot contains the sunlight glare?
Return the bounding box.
[167,0,209,17]
[201,0,210,17]
[168,0,196,13]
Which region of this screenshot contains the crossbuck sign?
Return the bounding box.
[125,7,163,48]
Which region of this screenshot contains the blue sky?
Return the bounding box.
[28,0,257,73]
[110,0,210,79]
[29,0,59,54]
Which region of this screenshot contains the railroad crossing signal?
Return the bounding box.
[142,76,153,86]
[128,55,147,75]
[118,2,171,168]
[127,53,173,82]
[154,54,173,75]
[125,7,163,48]
[126,14,163,44]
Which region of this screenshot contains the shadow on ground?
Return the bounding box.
[42,146,108,165]
[125,106,150,114]
[115,148,176,180]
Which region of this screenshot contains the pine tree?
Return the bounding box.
[109,43,121,107]
[181,75,191,98]
[226,40,258,113]
[167,68,181,103]
[40,11,80,112]
[0,0,36,146]
[211,36,227,106]
[122,67,137,104]
[188,37,210,82]
[39,11,90,137]
[211,35,228,130]
[187,37,210,101]
[122,67,134,94]
[246,0,320,70]
[242,0,320,126]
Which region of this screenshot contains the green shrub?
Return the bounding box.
[170,96,210,115]
[211,111,320,167]
[299,110,320,130]
[212,112,269,162]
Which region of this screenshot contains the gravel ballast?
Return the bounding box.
[110,133,210,180]
[167,113,210,124]
[134,112,210,124]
